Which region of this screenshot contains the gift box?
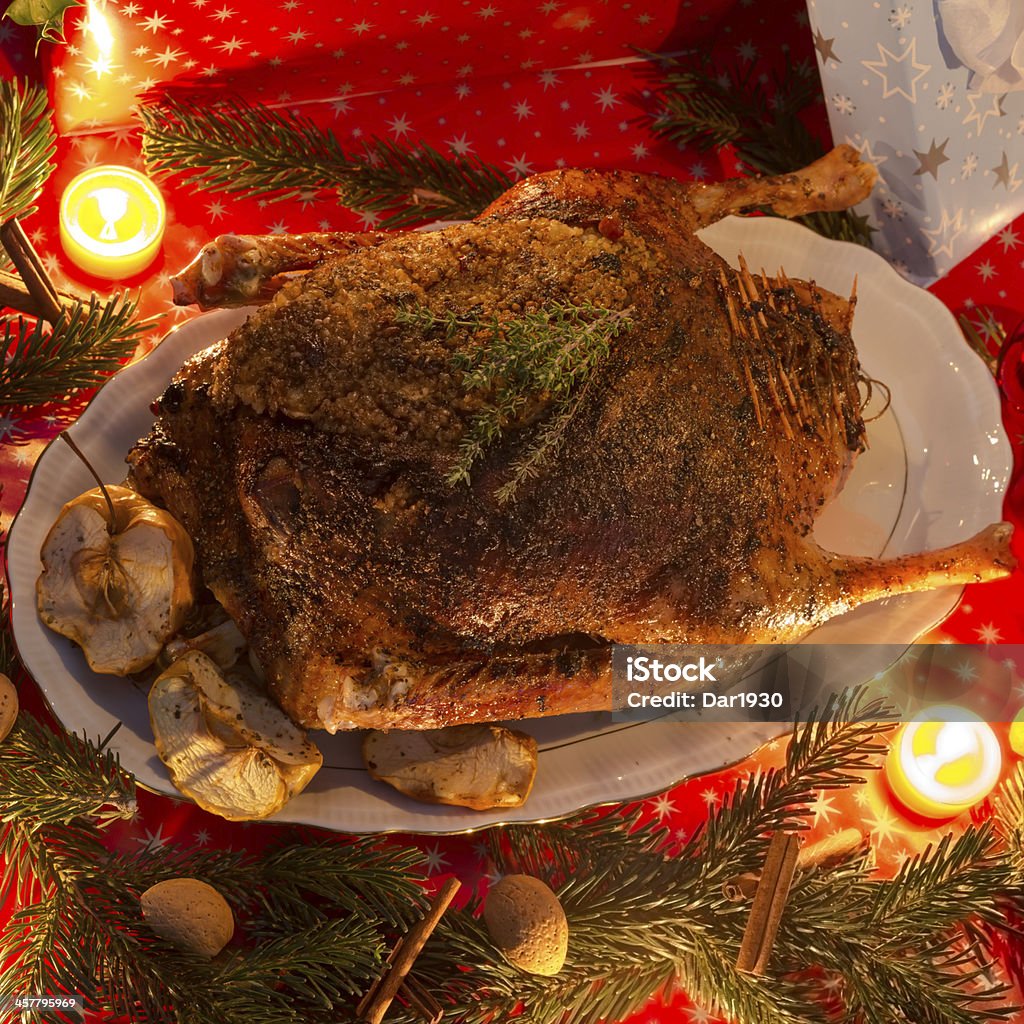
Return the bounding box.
[808,0,1024,284]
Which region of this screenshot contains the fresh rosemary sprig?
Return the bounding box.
[0,78,57,224]
[396,301,632,499]
[139,93,513,229]
[644,51,874,246]
[0,294,152,409]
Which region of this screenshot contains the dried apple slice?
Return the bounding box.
[362,724,538,810]
[163,617,247,670]
[37,485,194,675]
[149,651,322,820]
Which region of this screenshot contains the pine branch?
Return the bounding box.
[0,294,152,409]
[138,93,513,228]
[643,51,873,246]
[0,78,56,224]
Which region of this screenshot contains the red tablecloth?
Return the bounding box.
[2,1,1024,1021]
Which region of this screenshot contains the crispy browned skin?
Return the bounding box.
[131,148,1014,732]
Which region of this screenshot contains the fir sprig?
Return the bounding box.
[396,301,632,499]
[0,294,151,409]
[402,690,1020,1024]
[139,93,513,229]
[0,707,427,1023]
[0,78,56,224]
[1,666,1022,1023]
[644,51,874,246]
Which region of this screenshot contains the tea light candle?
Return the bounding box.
[885,706,1002,820]
[59,166,166,279]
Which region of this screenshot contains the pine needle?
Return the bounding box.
[0,78,56,224]
[138,93,513,228]
[643,51,874,246]
[0,295,151,409]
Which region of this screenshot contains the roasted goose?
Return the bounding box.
[128,146,1014,732]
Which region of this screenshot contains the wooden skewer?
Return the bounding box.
[357,878,460,1024]
[0,219,64,326]
[736,831,801,975]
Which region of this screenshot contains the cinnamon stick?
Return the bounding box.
[736,831,801,975]
[357,877,460,1024]
[0,268,78,320]
[1,219,64,325]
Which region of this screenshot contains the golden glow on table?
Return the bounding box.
[885,706,1002,820]
[59,166,166,279]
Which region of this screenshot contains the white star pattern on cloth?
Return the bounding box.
[149,45,185,68]
[922,208,964,258]
[212,5,235,22]
[0,414,24,442]
[539,70,561,90]
[889,5,913,30]
[351,19,373,34]
[954,658,978,682]
[414,12,437,26]
[862,39,931,103]
[976,622,1002,644]
[193,828,211,846]
[422,845,449,872]
[962,92,1005,137]
[287,28,310,44]
[998,226,1020,251]
[811,790,836,824]
[831,94,855,115]
[571,121,589,139]
[700,787,718,807]
[594,86,620,111]
[936,81,955,109]
[961,152,978,178]
[881,197,904,219]
[866,804,901,847]
[447,132,473,155]
[513,100,533,120]
[217,36,246,54]
[976,260,997,281]
[387,113,413,137]
[685,1005,718,1024]
[650,793,675,820]
[268,219,289,234]
[507,153,535,177]
[631,142,649,160]
[135,823,173,851]
[140,12,170,32]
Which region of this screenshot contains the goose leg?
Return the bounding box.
[172,230,399,309]
[688,144,878,228]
